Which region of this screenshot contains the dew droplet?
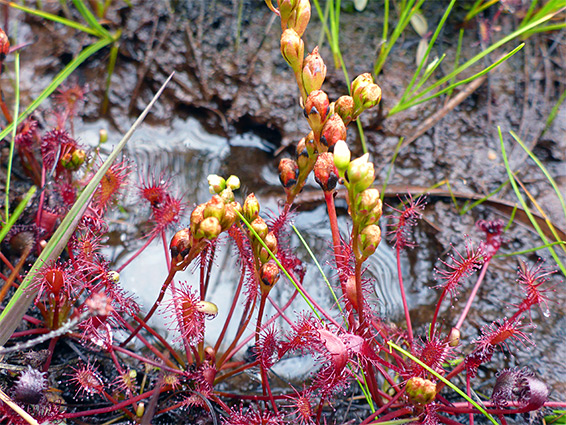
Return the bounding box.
[542,307,551,318]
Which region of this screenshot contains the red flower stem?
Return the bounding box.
[42,336,58,371]
[359,387,406,425]
[430,286,450,340]
[467,373,474,425]
[131,315,185,367]
[454,258,491,331]
[324,190,343,268]
[0,244,30,304]
[215,359,260,383]
[255,294,267,344]
[63,389,156,418]
[35,165,46,232]
[267,294,295,327]
[213,390,289,401]
[261,366,279,414]
[9,328,48,338]
[116,232,158,273]
[201,242,216,299]
[217,295,257,367]
[116,314,178,369]
[161,230,171,271]
[315,396,325,424]
[111,345,181,374]
[396,245,413,345]
[120,264,178,347]
[441,401,566,415]
[223,290,299,363]
[213,271,246,353]
[354,255,365,323]
[107,344,126,375]
[0,250,23,282]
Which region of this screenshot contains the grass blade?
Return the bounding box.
[71,0,113,39]
[4,1,99,36]
[0,37,112,143]
[0,186,37,245]
[4,52,19,222]
[388,341,498,425]
[0,73,174,346]
[498,127,566,276]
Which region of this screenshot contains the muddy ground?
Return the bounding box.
[2,0,566,419]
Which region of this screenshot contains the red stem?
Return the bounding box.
[213,271,246,353]
[396,245,413,345]
[116,232,157,273]
[454,258,490,331]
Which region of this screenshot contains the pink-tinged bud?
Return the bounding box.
[304,131,316,156]
[70,149,86,168]
[0,28,9,61]
[204,195,226,221]
[170,228,192,263]
[351,73,374,100]
[334,95,355,124]
[196,300,218,317]
[320,114,346,149]
[207,174,226,194]
[280,29,304,73]
[260,261,280,293]
[243,193,260,222]
[344,275,358,311]
[363,202,383,227]
[359,224,381,257]
[251,217,269,240]
[304,90,330,136]
[278,158,299,189]
[302,46,326,95]
[356,188,381,215]
[220,202,239,231]
[265,231,278,254]
[225,175,240,190]
[190,204,206,235]
[448,327,460,347]
[406,377,436,405]
[314,152,338,192]
[197,217,222,240]
[347,153,375,192]
[333,140,350,173]
[286,0,310,36]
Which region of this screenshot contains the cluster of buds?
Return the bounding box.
[170,175,242,265]
[405,377,437,405]
[334,141,382,259]
[242,193,280,295]
[60,148,86,171]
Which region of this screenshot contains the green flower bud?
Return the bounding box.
[280,29,304,73]
[359,224,381,257]
[219,187,235,203]
[296,137,310,170]
[196,300,218,317]
[251,216,269,240]
[302,46,326,95]
[333,140,351,174]
[203,195,226,221]
[356,188,381,216]
[243,193,260,222]
[278,0,298,26]
[406,377,436,405]
[363,202,383,227]
[220,202,239,231]
[448,328,460,347]
[208,174,226,194]
[99,128,108,144]
[286,0,310,36]
[351,73,382,117]
[265,231,278,254]
[71,149,86,168]
[225,175,241,190]
[190,204,206,235]
[197,216,222,240]
[347,153,371,183]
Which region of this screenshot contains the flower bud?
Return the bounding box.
[260,261,280,293]
[251,217,269,240]
[302,46,326,95]
[278,158,299,189]
[359,224,381,257]
[304,90,330,136]
[280,29,304,73]
[196,300,218,317]
[208,174,226,194]
[351,73,381,116]
[243,193,260,222]
[278,0,298,26]
[0,28,9,61]
[225,175,240,190]
[99,128,108,144]
[190,204,206,235]
[333,140,350,174]
[219,187,235,203]
[334,95,355,124]
[197,217,222,240]
[356,188,381,216]
[363,202,383,227]
[220,202,239,231]
[170,228,192,263]
[448,327,460,347]
[203,195,226,221]
[406,377,436,405]
[351,73,374,100]
[314,152,338,192]
[71,149,86,168]
[347,153,375,192]
[320,114,346,150]
[286,0,310,36]
[296,137,310,170]
[265,231,278,254]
